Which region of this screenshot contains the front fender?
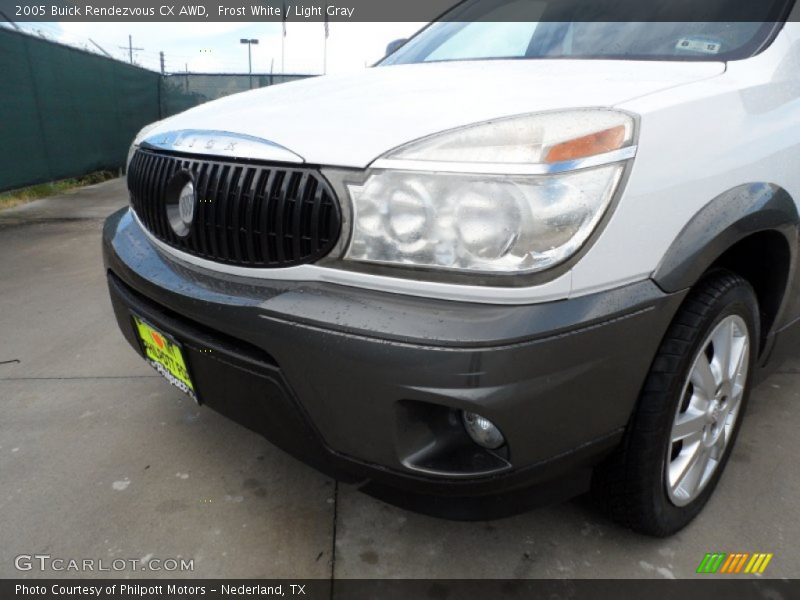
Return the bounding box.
[653,183,798,293]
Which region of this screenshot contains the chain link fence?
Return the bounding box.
[160,73,312,116]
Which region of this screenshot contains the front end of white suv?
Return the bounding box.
[103,12,800,533]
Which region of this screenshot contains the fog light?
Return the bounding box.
[461,411,505,450]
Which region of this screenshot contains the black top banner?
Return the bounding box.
[0,0,796,23]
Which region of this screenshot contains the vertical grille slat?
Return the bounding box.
[159,158,180,243]
[185,161,201,254]
[127,149,340,268]
[292,173,310,260]
[275,170,300,264]
[309,182,325,254]
[156,156,174,240]
[265,170,285,264]
[195,161,211,257]
[259,169,278,265]
[136,153,151,215]
[141,153,155,232]
[225,166,244,262]
[236,167,257,263]
[126,153,142,212]
[249,169,270,263]
[214,165,231,260]
[137,153,149,197]
[145,154,163,237]
[206,163,222,258]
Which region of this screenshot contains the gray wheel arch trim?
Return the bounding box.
[653,183,799,294]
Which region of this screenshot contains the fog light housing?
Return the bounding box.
[461,411,505,450]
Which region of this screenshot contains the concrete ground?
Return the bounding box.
[0,177,798,579]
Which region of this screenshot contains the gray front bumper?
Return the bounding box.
[103,207,685,502]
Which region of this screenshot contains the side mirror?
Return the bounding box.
[385,38,408,56]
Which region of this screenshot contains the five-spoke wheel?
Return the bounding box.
[666,315,750,506]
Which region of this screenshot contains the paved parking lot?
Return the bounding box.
[1,178,799,579]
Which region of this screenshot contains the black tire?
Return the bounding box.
[593,269,759,536]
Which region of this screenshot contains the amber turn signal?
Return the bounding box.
[544,125,627,163]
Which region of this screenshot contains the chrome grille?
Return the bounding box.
[127,149,341,268]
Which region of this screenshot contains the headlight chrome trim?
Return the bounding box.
[369,145,637,176]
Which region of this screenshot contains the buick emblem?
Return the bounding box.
[178,181,196,226]
[165,171,196,238]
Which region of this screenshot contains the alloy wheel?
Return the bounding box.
[665,315,750,507]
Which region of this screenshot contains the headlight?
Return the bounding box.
[344,110,635,275]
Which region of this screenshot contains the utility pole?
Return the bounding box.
[160,51,165,75]
[119,35,143,65]
[240,38,259,89]
[282,1,287,74]
[323,8,329,74]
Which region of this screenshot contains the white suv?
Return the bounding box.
[104,6,800,535]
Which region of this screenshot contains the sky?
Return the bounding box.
[5,21,427,75]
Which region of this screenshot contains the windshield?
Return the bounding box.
[381,0,790,64]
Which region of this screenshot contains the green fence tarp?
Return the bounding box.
[0,29,315,193]
[0,28,161,193]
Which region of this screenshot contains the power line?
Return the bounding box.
[88,38,112,58]
[0,9,21,30]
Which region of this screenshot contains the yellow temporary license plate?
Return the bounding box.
[133,315,197,402]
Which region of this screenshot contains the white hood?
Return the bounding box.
[148,60,725,168]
